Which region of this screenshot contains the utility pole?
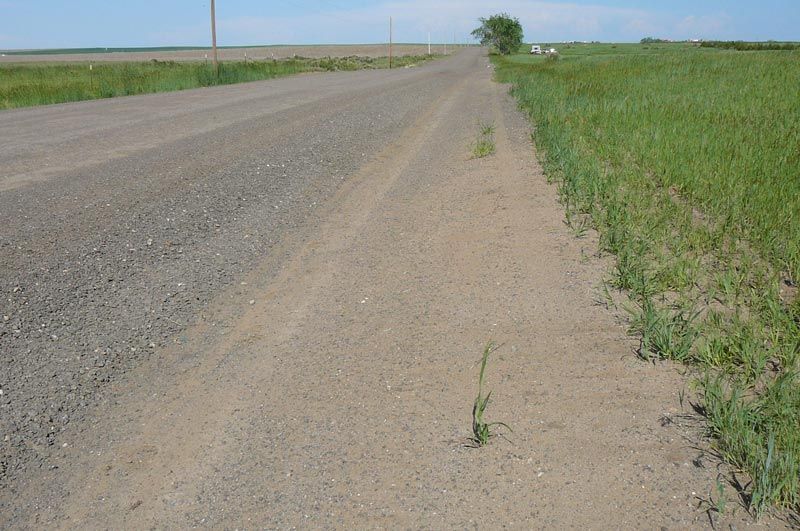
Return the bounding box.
[388,16,393,68]
[428,31,431,55]
[210,0,219,71]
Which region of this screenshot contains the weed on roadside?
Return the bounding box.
[627,297,699,363]
[471,342,511,447]
[472,121,496,158]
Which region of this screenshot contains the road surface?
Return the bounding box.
[0,48,760,528]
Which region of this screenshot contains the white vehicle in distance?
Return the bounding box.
[530,45,542,54]
[544,47,558,55]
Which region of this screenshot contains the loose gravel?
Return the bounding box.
[0,62,452,487]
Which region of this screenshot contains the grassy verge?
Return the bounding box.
[0,54,436,109]
[495,43,800,516]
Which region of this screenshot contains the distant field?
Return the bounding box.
[0,54,438,109]
[2,46,215,55]
[0,44,438,63]
[519,41,701,58]
[497,42,800,516]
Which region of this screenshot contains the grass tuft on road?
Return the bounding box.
[472,121,496,158]
[471,342,511,446]
[495,42,800,517]
[0,55,437,109]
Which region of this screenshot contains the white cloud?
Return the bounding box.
[623,17,659,37]
[675,14,732,39]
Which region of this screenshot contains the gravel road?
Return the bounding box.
[0,55,455,488]
[0,49,782,528]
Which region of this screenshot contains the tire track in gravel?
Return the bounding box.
[0,54,461,499]
[45,75,470,528]
[0,71,442,192]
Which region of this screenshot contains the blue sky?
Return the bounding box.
[1,1,798,50]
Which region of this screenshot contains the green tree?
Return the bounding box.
[471,13,524,55]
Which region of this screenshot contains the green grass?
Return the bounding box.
[471,342,511,446]
[0,55,437,109]
[472,121,496,158]
[701,41,800,51]
[495,43,800,516]
[512,42,700,63]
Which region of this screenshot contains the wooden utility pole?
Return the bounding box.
[389,16,393,68]
[210,0,219,71]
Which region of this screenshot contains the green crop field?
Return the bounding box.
[496,42,800,516]
[0,54,434,109]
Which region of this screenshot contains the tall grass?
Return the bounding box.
[701,41,800,51]
[0,55,435,109]
[495,45,800,516]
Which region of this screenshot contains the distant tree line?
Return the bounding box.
[640,37,671,44]
[700,40,800,51]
